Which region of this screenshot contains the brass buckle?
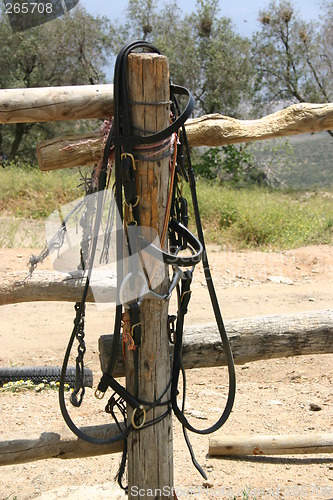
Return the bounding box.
[131,322,141,336]
[94,389,106,400]
[124,196,139,226]
[121,152,136,170]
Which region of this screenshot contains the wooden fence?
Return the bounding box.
[0,79,333,469]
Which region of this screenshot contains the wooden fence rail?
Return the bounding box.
[0,84,114,124]
[99,309,333,375]
[36,102,333,171]
[209,433,333,456]
[0,423,123,466]
[0,270,116,306]
[0,85,332,167]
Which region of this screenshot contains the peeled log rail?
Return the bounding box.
[37,129,106,171]
[209,433,333,456]
[0,84,114,124]
[186,103,333,146]
[36,102,333,171]
[37,127,105,170]
[0,270,116,306]
[99,310,333,377]
[0,423,123,466]
[1,270,333,369]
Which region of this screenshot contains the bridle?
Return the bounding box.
[58,40,236,484]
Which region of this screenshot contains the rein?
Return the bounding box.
[58,41,236,483]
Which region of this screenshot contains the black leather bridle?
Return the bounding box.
[59,40,236,482]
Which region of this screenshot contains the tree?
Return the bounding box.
[110,0,255,118]
[316,1,333,100]
[252,0,333,107]
[251,0,333,142]
[0,5,113,160]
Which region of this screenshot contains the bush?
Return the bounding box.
[193,145,272,186]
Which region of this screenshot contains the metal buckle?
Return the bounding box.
[167,315,177,344]
[94,389,106,400]
[121,152,136,170]
[124,196,139,226]
[131,322,141,336]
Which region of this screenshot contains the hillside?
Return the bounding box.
[278,132,333,189]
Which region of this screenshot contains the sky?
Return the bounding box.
[80,0,321,38]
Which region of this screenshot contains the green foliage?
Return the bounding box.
[1,165,333,251]
[111,0,255,117]
[194,145,275,186]
[194,147,222,180]
[221,145,253,183]
[0,161,84,218]
[189,181,333,249]
[0,5,113,160]
[194,146,251,182]
[233,193,330,248]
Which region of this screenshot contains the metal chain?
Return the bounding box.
[70,168,98,407]
[70,302,87,407]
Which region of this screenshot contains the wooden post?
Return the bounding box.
[125,54,173,498]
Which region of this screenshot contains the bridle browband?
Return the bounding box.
[58,40,236,482]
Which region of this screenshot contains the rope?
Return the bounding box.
[148,132,178,288]
[133,135,174,162]
[122,311,136,356]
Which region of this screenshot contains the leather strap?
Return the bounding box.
[59,40,236,455]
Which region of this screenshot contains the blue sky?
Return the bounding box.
[80,0,321,37]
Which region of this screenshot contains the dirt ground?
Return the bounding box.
[0,244,333,499]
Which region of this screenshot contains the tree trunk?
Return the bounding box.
[9,123,30,159]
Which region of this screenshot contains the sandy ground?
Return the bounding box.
[0,244,333,499]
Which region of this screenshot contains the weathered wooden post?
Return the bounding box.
[125,53,174,498]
